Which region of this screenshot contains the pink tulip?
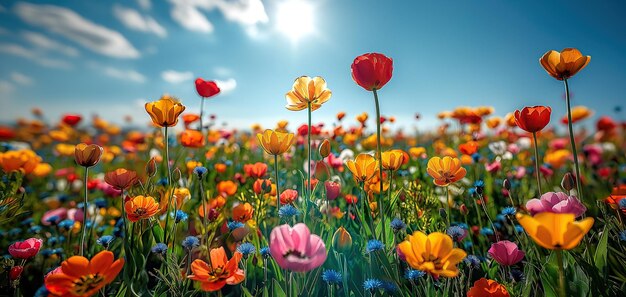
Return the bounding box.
[9,238,43,259]
[325,181,341,200]
[41,208,67,225]
[269,223,327,272]
[525,191,586,218]
[488,240,524,266]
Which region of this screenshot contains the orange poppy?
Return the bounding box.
[180,130,205,148]
[561,106,593,124]
[458,141,479,155]
[104,168,138,190]
[217,181,238,197]
[540,48,591,80]
[45,251,124,297]
[426,156,467,187]
[467,278,510,297]
[232,203,254,222]
[605,185,626,213]
[125,195,160,222]
[182,113,200,127]
[244,162,267,179]
[198,196,226,218]
[188,247,244,291]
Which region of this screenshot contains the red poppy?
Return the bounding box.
[514,106,551,133]
[596,116,617,132]
[195,78,221,98]
[351,53,393,91]
[62,114,82,127]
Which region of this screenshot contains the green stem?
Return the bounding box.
[163,126,172,243]
[372,88,386,243]
[275,154,281,216]
[532,132,543,196]
[199,97,205,132]
[445,186,451,225]
[307,103,312,202]
[564,79,584,200]
[80,167,89,256]
[556,250,566,297]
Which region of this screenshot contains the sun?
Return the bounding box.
[275,0,315,42]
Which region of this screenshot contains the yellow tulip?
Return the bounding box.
[381,149,404,171]
[516,212,593,250]
[426,156,466,187]
[397,231,466,277]
[285,76,332,111]
[145,95,186,127]
[256,129,294,156]
[540,48,591,81]
[345,153,378,183]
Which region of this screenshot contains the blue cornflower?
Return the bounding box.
[45,215,60,225]
[404,268,426,281]
[381,281,399,294]
[174,210,188,223]
[193,166,208,178]
[94,198,107,208]
[464,255,481,267]
[447,226,466,242]
[157,178,169,186]
[474,180,484,195]
[182,236,200,249]
[40,249,54,258]
[480,227,494,236]
[151,243,168,255]
[363,278,383,291]
[365,239,384,253]
[260,246,271,258]
[619,199,626,210]
[278,205,300,218]
[58,219,74,230]
[471,153,481,163]
[29,226,42,233]
[321,269,342,285]
[619,230,626,242]
[20,218,34,225]
[464,241,473,249]
[227,221,244,231]
[97,235,115,248]
[456,222,469,230]
[501,207,516,216]
[496,214,506,222]
[390,218,406,232]
[49,236,65,245]
[514,225,524,233]
[493,222,503,229]
[237,243,256,259]
[53,248,63,256]
[34,286,50,297]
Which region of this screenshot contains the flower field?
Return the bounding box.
[1,49,626,297]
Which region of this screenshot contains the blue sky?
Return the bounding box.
[0,0,624,131]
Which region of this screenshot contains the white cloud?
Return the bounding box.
[103,67,146,83]
[10,72,33,85]
[0,43,72,69]
[215,78,236,94]
[167,0,268,34]
[14,2,140,59]
[161,70,194,83]
[169,1,214,33]
[22,31,80,57]
[113,5,167,38]
[0,81,14,94]
[137,0,152,10]
[213,66,233,77]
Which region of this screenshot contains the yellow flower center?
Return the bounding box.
[71,273,105,295]
[438,170,455,183]
[133,207,147,217]
[207,266,228,282]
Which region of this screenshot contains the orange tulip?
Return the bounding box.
[104,168,138,190]
[188,247,244,291]
[560,106,593,124]
[397,231,466,277]
[285,76,332,111]
[74,143,103,168]
[381,149,404,171]
[217,180,238,197]
[516,212,593,250]
[345,153,378,183]
[0,149,41,174]
[45,251,124,297]
[540,48,590,80]
[145,95,186,127]
[243,162,267,179]
[257,129,294,155]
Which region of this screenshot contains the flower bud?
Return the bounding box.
[146,157,157,177]
[332,227,352,253]
[561,172,575,192]
[460,204,469,216]
[172,167,182,183]
[74,143,103,167]
[324,181,341,201]
[9,266,23,281]
[319,139,331,158]
[503,179,511,191]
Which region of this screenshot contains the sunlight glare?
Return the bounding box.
[276,0,315,42]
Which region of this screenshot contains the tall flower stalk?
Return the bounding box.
[257,129,295,216]
[194,78,220,133]
[74,143,103,256]
[563,78,583,200]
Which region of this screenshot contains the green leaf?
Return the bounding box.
[593,225,609,273]
[273,279,286,297]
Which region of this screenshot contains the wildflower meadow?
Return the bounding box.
[1,47,626,297]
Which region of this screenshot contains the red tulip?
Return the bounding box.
[514,106,551,133]
[62,114,82,127]
[351,53,393,91]
[8,238,43,259]
[195,78,221,98]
